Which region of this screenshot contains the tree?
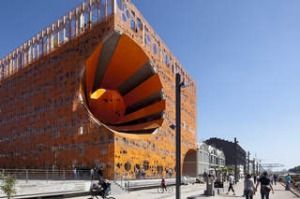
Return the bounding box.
[0,172,16,199]
[289,165,300,173]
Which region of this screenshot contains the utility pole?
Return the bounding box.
[248,151,250,174]
[234,137,238,183]
[252,158,256,175]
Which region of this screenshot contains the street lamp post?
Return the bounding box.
[234,137,238,183]
[252,158,256,176]
[248,151,250,174]
[175,73,184,199]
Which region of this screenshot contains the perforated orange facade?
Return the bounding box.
[0,0,197,179]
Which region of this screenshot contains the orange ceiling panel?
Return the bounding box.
[115,100,166,124]
[123,73,162,107]
[100,34,149,89]
[110,119,164,132]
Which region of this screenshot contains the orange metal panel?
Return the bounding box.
[86,41,104,95]
[111,119,163,132]
[0,1,197,180]
[115,100,165,124]
[123,73,162,107]
[101,34,149,89]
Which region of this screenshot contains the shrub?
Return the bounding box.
[0,172,16,199]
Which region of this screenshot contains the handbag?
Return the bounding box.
[262,185,271,193]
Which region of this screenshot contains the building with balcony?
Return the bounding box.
[197,142,225,178]
[205,137,246,178]
[0,0,197,180]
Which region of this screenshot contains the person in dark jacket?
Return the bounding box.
[255,171,274,199]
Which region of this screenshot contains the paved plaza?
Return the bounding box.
[71,181,298,199]
[0,179,298,199]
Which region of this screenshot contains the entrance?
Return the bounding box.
[182,149,197,177]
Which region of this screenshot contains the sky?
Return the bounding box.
[1,0,299,170]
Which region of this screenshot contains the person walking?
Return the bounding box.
[273,174,278,185]
[244,174,255,199]
[226,173,235,195]
[255,171,274,199]
[90,168,94,180]
[253,174,257,184]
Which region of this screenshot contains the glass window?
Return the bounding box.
[122,13,127,22]
[117,0,122,9]
[157,166,163,173]
[124,162,131,171]
[152,43,158,54]
[147,34,151,43]
[121,1,126,11]
[137,17,143,31]
[53,30,59,48]
[126,9,130,18]
[143,160,149,170]
[130,11,136,32]
[91,4,100,24]
[70,18,76,38]
[107,0,113,15]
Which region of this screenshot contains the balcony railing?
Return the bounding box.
[0,0,114,82]
[0,0,195,96]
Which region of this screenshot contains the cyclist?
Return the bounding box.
[161,177,167,192]
[101,179,111,197]
[285,174,291,191]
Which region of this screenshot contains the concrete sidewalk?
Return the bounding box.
[1,179,298,199]
[203,181,298,199]
[110,181,299,199]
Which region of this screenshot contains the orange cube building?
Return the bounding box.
[0,0,197,179]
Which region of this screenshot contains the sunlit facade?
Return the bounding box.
[0,0,197,180]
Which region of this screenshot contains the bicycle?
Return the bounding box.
[89,181,116,199]
[157,185,173,193]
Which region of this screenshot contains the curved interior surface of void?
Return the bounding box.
[82,31,166,134]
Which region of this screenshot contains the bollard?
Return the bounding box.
[26,169,28,183]
[46,170,48,183]
[205,182,215,196]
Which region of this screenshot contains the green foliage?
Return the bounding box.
[288,165,300,173]
[0,172,16,199]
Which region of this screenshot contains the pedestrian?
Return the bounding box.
[269,173,274,185]
[161,177,167,192]
[253,174,257,184]
[90,168,94,180]
[226,173,235,195]
[273,174,278,185]
[73,167,77,179]
[98,168,103,182]
[255,171,274,199]
[168,168,173,178]
[244,173,255,199]
[285,174,291,191]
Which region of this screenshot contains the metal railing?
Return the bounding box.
[1,169,93,183]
